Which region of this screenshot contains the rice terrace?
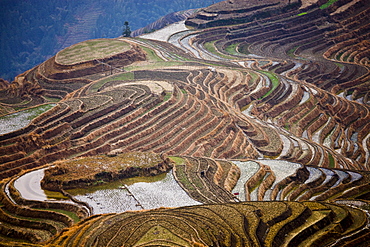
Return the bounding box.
[1,0,370,246]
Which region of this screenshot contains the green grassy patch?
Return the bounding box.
[297,12,308,16]
[203,40,235,59]
[204,41,218,54]
[320,0,339,9]
[163,92,172,102]
[174,165,195,191]
[240,103,251,112]
[259,70,279,99]
[169,156,185,166]
[248,71,259,84]
[328,153,335,168]
[89,72,134,92]
[336,52,344,60]
[39,208,80,223]
[335,62,345,69]
[26,104,55,120]
[0,104,55,122]
[43,96,61,103]
[287,46,299,58]
[134,225,190,246]
[44,190,69,200]
[238,43,251,55]
[56,39,130,65]
[43,152,167,190]
[225,43,240,56]
[141,46,163,62]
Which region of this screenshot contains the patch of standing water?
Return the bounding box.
[168,30,194,48]
[69,170,200,214]
[259,160,301,182]
[231,161,260,201]
[14,168,67,201]
[281,62,302,76]
[258,160,301,200]
[305,167,323,184]
[242,104,255,118]
[0,104,55,135]
[140,21,189,42]
[14,169,48,201]
[347,171,362,182]
[239,60,255,68]
[248,54,264,58]
[319,168,336,186]
[333,170,349,187]
[299,91,310,105]
[128,170,201,209]
[180,34,201,58]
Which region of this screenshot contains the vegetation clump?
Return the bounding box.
[41,152,172,191]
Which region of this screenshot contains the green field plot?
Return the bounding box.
[204,40,235,59]
[225,43,240,56]
[89,72,135,92]
[56,39,130,65]
[320,0,339,9]
[259,70,279,99]
[140,45,164,62]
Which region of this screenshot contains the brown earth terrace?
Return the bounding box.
[0,0,370,246]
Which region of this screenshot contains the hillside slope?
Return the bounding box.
[0,0,222,81]
[0,0,370,246]
[131,9,198,37]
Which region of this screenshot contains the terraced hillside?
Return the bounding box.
[47,201,369,247]
[0,0,370,246]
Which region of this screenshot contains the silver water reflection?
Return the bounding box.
[14,169,48,201]
[0,104,55,135]
[70,170,200,214]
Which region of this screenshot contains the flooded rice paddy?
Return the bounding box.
[14,169,49,201]
[231,160,302,201]
[231,161,260,201]
[14,168,68,201]
[14,168,200,215]
[67,170,201,214]
[14,159,307,213]
[259,160,301,200]
[140,20,189,42]
[0,104,55,135]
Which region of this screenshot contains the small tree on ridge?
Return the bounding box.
[122,21,131,37]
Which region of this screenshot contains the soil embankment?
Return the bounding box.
[41,152,173,191]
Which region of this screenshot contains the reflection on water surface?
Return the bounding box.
[68,170,201,214]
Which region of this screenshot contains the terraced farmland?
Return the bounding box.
[56,39,131,66]
[48,201,369,247]
[0,0,370,246]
